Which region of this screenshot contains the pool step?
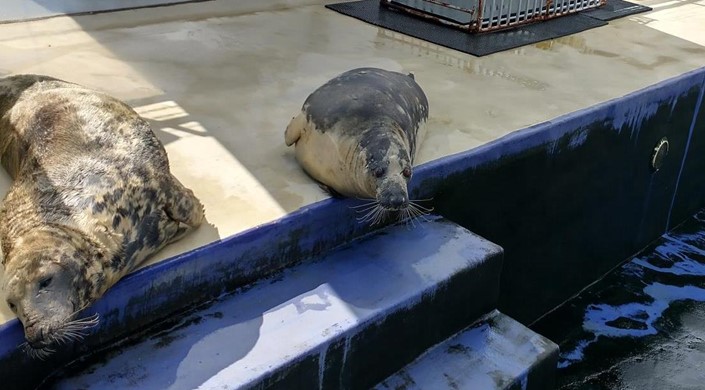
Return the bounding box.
[50,215,503,389]
[375,310,559,390]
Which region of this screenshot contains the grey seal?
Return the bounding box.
[285,67,430,224]
[0,74,205,358]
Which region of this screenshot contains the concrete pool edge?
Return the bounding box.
[1,65,704,386]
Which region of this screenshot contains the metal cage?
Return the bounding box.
[381,0,607,33]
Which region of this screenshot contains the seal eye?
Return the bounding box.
[402,167,412,178]
[7,302,16,312]
[38,277,53,290]
[374,167,386,178]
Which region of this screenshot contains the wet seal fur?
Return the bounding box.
[285,67,430,224]
[0,74,205,358]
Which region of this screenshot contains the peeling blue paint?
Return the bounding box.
[520,372,528,390]
[614,99,661,139]
[318,344,328,390]
[667,80,705,230]
[566,130,588,150]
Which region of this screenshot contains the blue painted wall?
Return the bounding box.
[422,67,705,324]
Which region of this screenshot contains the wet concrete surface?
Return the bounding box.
[532,209,705,390]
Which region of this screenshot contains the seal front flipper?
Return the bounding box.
[284,112,307,147]
[163,175,205,244]
[318,183,344,198]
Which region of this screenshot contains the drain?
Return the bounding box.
[651,137,669,172]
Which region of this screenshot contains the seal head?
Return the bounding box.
[360,121,414,210]
[3,230,101,356]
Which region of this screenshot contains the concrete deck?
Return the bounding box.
[0,0,704,325]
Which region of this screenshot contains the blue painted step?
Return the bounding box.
[49,216,503,389]
[375,310,559,390]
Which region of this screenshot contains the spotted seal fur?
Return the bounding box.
[285,67,430,224]
[0,74,205,358]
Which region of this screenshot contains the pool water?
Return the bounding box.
[533,209,705,389]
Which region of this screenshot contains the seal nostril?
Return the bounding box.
[391,196,406,208]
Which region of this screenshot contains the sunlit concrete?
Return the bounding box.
[0,0,703,323]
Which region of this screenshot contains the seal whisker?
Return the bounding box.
[63,312,100,327]
[350,199,379,209]
[399,204,431,229]
[408,204,431,223]
[356,207,378,222]
[408,201,434,213]
[352,203,381,213]
[50,333,71,346]
[409,197,434,203]
[367,210,383,225]
[356,202,385,224]
[20,342,55,360]
[401,209,416,229]
[62,321,99,333]
[60,327,89,337]
[367,206,382,223]
[408,208,423,226]
[63,304,94,320]
[61,324,97,334]
[60,331,87,342]
[371,207,389,226]
[360,206,378,223]
[407,204,425,216]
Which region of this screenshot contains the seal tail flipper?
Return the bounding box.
[284,112,306,147]
[164,175,205,243]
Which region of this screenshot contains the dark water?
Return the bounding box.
[532,209,705,390]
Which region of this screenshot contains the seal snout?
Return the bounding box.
[24,322,47,347]
[381,193,408,210]
[378,183,410,211]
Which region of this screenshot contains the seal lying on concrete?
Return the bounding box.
[0,74,205,359]
[285,67,430,225]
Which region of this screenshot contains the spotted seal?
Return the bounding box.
[0,74,205,358]
[284,67,430,224]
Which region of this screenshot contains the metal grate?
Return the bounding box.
[382,0,606,32]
